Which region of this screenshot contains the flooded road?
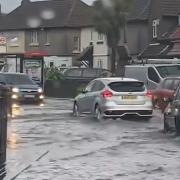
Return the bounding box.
[4,98,180,180]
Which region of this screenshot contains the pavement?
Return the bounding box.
[4,98,180,180]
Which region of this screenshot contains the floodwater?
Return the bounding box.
[4,98,180,180]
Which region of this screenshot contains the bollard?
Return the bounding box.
[0,84,9,179]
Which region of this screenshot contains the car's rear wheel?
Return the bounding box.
[73,102,80,117]
[175,115,180,135]
[94,105,104,121]
[164,114,170,133]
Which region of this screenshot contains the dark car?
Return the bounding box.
[0,73,44,103]
[63,68,112,80]
[163,83,180,134]
[152,77,180,112]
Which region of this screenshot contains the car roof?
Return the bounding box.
[125,64,180,67]
[95,77,141,83]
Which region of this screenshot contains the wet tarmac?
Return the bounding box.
[4,98,180,180]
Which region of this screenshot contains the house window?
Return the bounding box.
[50,62,54,67]
[98,33,103,41]
[45,31,50,45]
[73,36,80,51]
[30,31,38,44]
[152,19,159,38]
[91,31,93,40]
[178,14,180,26]
[97,59,103,68]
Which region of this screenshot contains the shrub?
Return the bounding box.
[45,67,64,80]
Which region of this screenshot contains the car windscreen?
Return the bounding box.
[156,65,180,78]
[108,81,145,92]
[3,74,35,85]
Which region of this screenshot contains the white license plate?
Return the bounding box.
[24,95,35,98]
[122,95,137,100]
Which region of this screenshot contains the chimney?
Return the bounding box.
[0,4,1,15]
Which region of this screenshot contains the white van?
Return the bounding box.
[124,64,180,89]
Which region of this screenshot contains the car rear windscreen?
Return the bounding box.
[108,81,145,92]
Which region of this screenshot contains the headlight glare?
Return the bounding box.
[38,88,43,93]
[12,87,19,93]
[39,95,44,99]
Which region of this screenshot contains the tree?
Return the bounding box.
[93,0,132,75]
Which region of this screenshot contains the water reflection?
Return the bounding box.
[11,105,23,118]
[7,132,20,150]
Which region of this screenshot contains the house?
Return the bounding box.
[139,0,180,60]
[0,0,180,73]
[0,0,94,71]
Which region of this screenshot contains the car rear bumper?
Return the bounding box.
[101,104,153,117]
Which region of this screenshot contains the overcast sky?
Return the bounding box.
[0,0,95,13]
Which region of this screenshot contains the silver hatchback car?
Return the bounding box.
[73,77,153,120]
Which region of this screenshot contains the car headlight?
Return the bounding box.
[38,88,43,93]
[12,94,18,99]
[12,87,19,93]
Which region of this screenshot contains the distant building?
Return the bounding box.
[0,0,180,72]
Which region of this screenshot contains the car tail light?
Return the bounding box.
[146,90,153,99]
[101,90,113,99]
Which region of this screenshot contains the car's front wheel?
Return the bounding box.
[73,102,80,117]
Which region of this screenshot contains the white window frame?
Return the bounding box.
[91,31,93,41]
[45,31,50,46]
[98,33,104,41]
[152,19,159,39]
[178,14,180,26]
[30,31,39,46]
[73,36,80,51]
[97,59,103,68]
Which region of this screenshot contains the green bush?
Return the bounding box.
[45,67,64,80]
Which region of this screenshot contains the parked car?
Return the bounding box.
[63,68,112,80]
[152,77,180,112]
[163,83,180,134]
[0,73,44,104]
[124,64,180,90]
[73,77,153,120]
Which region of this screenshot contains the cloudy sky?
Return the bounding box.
[0,0,94,13]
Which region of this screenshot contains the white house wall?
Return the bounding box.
[0,31,25,53]
[44,56,72,68]
[0,58,21,73]
[81,28,110,69]
[93,56,109,69]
